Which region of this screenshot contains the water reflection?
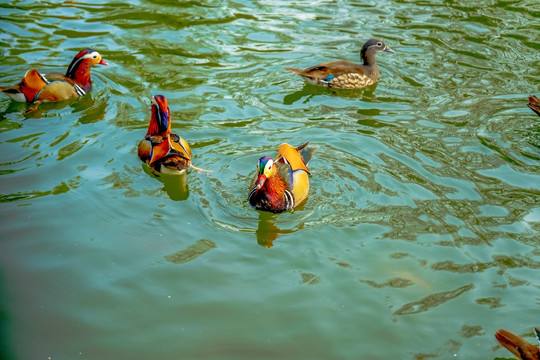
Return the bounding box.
[255,211,297,248]
[164,238,216,264]
[393,283,474,316]
[143,165,190,201]
[283,82,378,105]
[22,99,78,119]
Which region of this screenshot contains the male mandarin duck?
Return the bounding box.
[495,328,540,360]
[248,142,315,213]
[528,95,540,116]
[138,95,195,175]
[0,49,108,110]
[285,38,394,89]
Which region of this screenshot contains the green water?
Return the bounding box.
[1,1,539,359]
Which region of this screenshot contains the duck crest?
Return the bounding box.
[148,95,171,136]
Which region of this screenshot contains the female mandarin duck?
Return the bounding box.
[285,38,394,89]
[138,95,199,175]
[529,95,540,116]
[495,328,540,360]
[0,49,108,111]
[248,142,315,213]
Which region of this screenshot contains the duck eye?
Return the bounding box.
[377,42,382,47]
[93,55,98,59]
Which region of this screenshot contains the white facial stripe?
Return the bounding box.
[83,51,100,60]
[265,159,273,172]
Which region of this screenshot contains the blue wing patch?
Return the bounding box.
[323,74,335,83]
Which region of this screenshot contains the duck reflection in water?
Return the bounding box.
[495,328,540,360]
[255,211,300,248]
[142,165,189,201]
[283,82,377,106]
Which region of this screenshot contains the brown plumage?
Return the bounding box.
[285,38,394,89]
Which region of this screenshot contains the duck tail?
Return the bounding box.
[285,67,304,75]
[296,142,315,166]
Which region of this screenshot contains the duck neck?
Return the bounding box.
[260,174,287,205]
[265,174,286,195]
[66,60,93,92]
[361,49,377,67]
[146,107,171,137]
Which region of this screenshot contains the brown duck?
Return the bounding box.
[495,328,540,360]
[285,38,394,89]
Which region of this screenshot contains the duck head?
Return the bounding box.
[360,38,394,66]
[254,156,276,190]
[65,49,108,91]
[147,95,171,137]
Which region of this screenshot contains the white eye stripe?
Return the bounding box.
[83,51,100,60]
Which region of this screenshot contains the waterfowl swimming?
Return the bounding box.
[248,142,315,213]
[285,38,394,89]
[528,95,540,116]
[138,95,193,175]
[495,328,540,360]
[0,49,108,111]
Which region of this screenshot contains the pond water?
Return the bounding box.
[0,1,539,359]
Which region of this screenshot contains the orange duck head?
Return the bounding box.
[65,49,108,92]
[495,328,540,360]
[146,95,172,137]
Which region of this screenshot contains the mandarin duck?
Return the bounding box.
[0,49,108,111]
[138,95,193,175]
[528,95,540,117]
[285,38,394,89]
[248,142,315,213]
[495,328,540,360]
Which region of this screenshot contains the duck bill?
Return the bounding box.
[384,46,395,53]
[255,174,267,190]
[99,58,109,66]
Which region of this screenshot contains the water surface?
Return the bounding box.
[1,1,539,359]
